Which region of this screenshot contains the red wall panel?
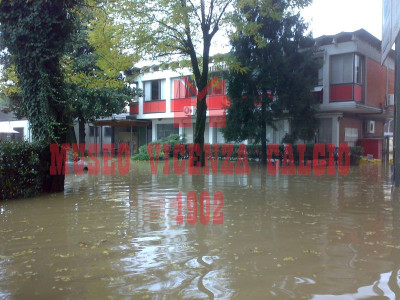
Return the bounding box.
[171,98,193,112]
[330,84,353,101]
[130,104,139,114]
[206,96,229,110]
[360,139,383,159]
[366,58,386,108]
[388,69,395,94]
[354,85,362,101]
[143,101,166,113]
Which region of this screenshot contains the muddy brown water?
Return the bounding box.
[1,161,400,299]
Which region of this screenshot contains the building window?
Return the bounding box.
[330,53,354,84]
[369,121,375,133]
[171,77,196,99]
[209,79,225,96]
[209,72,226,96]
[330,53,365,85]
[13,127,24,141]
[318,118,332,144]
[89,126,99,137]
[354,54,364,85]
[157,124,179,139]
[318,67,323,86]
[144,80,165,101]
[345,128,358,147]
[104,127,112,137]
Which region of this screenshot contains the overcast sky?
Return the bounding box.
[301,0,382,40]
[209,0,384,58]
[142,0,385,65]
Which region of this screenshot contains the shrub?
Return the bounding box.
[133,140,364,166]
[132,134,183,160]
[132,144,165,161]
[350,146,364,166]
[0,141,45,200]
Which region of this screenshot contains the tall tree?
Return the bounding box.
[91,0,234,165]
[91,0,311,165]
[64,12,140,145]
[0,8,140,147]
[222,0,320,164]
[0,0,81,192]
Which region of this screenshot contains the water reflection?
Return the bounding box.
[0,162,400,298]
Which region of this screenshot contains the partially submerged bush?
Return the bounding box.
[132,134,183,160]
[0,141,45,200]
[350,146,364,166]
[133,140,364,166]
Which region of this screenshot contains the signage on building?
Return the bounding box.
[392,0,400,45]
[382,0,400,64]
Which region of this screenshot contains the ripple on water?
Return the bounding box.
[1,162,400,298]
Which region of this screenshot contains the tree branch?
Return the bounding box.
[210,0,232,38]
[186,0,202,25]
[206,0,215,28]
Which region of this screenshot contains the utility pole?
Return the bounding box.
[395,35,400,187]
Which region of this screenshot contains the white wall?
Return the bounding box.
[265,120,289,144]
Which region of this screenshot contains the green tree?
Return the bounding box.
[91,0,311,165]
[222,0,320,164]
[90,0,234,165]
[0,8,140,147]
[0,0,80,192]
[64,13,140,145]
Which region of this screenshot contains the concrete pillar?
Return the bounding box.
[332,116,340,146]
[130,125,133,155]
[152,120,157,141]
[165,77,171,114]
[179,124,184,139]
[209,123,214,144]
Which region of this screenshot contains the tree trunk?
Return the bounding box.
[78,116,86,146]
[40,143,66,194]
[42,57,70,193]
[261,91,267,165]
[194,77,208,166]
[193,35,211,167]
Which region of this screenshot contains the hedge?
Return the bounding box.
[132,134,181,161]
[0,141,45,200]
[133,140,364,166]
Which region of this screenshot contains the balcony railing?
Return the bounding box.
[330,84,363,102]
[143,100,166,114]
[130,103,139,114]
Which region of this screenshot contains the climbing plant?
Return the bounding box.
[0,0,82,192]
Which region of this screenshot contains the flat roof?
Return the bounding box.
[92,119,151,127]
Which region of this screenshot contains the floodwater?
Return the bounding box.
[1,161,400,299]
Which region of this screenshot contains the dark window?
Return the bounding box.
[318,67,323,86]
[104,127,112,137]
[89,126,99,137]
[144,80,165,101]
[171,77,196,99]
[354,54,364,85]
[157,124,179,140]
[13,127,24,141]
[89,126,95,137]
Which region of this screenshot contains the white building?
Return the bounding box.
[82,29,395,159]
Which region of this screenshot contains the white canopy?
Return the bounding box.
[0,128,19,134]
[0,122,19,134]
